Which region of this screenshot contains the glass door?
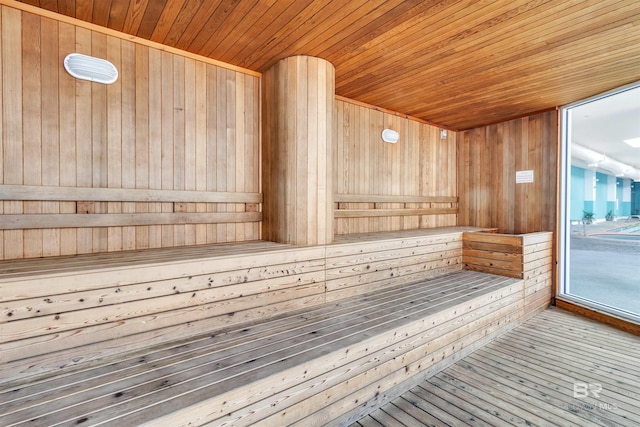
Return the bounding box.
[560,84,640,322]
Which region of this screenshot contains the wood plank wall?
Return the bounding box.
[334,99,458,235]
[326,230,464,302]
[0,5,260,260]
[457,110,558,234]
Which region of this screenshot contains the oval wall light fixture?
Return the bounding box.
[64,53,118,84]
[381,128,399,144]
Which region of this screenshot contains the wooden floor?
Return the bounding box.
[354,307,640,427]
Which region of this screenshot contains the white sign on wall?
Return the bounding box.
[516,170,534,183]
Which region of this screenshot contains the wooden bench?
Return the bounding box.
[0,228,553,426]
[0,241,327,385]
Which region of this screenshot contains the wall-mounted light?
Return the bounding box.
[64,53,118,84]
[440,130,447,140]
[381,129,399,144]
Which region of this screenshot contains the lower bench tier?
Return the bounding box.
[0,270,525,427]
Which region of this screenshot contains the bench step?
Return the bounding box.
[0,270,522,427]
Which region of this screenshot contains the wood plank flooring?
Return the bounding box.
[353,307,640,427]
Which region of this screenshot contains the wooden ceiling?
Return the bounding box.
[19,0,640,130]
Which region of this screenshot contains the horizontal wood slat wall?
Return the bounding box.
[521,232,555,317]
[335,194,458,219]
[334,99,458,235]
[463,232,525,278]
[335,208,457,218]
[335,194,458,204]
[0,185,263,229]
[0,212,262,229]
[457,110,558,235]
[462,231,554,316]
[0,5,260,260]
[327,229,467,302]
[0,185,263,203]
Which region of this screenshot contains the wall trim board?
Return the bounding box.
[335,194,458,204]
[555,299,640,336]
[0,0,261,78]
[335,208,457,218]
[0,185,263,203]
[0,212,262,229]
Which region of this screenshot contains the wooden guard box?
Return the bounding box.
[463,230,554,316]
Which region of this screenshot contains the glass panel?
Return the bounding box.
[561,85,640,322]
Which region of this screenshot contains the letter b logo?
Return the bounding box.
[573,382,589,398]
[574,382,602,399]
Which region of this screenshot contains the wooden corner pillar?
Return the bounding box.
[262,56,335,245]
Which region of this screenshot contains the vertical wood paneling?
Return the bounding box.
[183,57,196,245]
[262,55,335,245]
[22,12,42,258]
[91,31,108,253]
[194,60,207,244]
[160,50,173,248]
[234,72,245,242]
[58,22,77,256]
[334,99,458,235]
[205,65,217,244]
[226,68,237,241]
[0,5,260,260]
[246,74,260,239]
[74,26,93,254]
[121,40,136,250]
[2,6,23,260]
[215,66,226,243]
[134,43,149,249]
[107,35,122,252]
[457,110,558,234]
[41,17,61,256]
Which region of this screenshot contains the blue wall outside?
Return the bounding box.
[594,172,608,219]
[570,165,635,220]
[570,166,585,220]
[617,177,631,216]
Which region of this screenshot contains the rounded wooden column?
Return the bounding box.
[262,56,334,245]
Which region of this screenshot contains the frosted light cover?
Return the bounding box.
[64,53,118,84]
[381,128,399,143]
